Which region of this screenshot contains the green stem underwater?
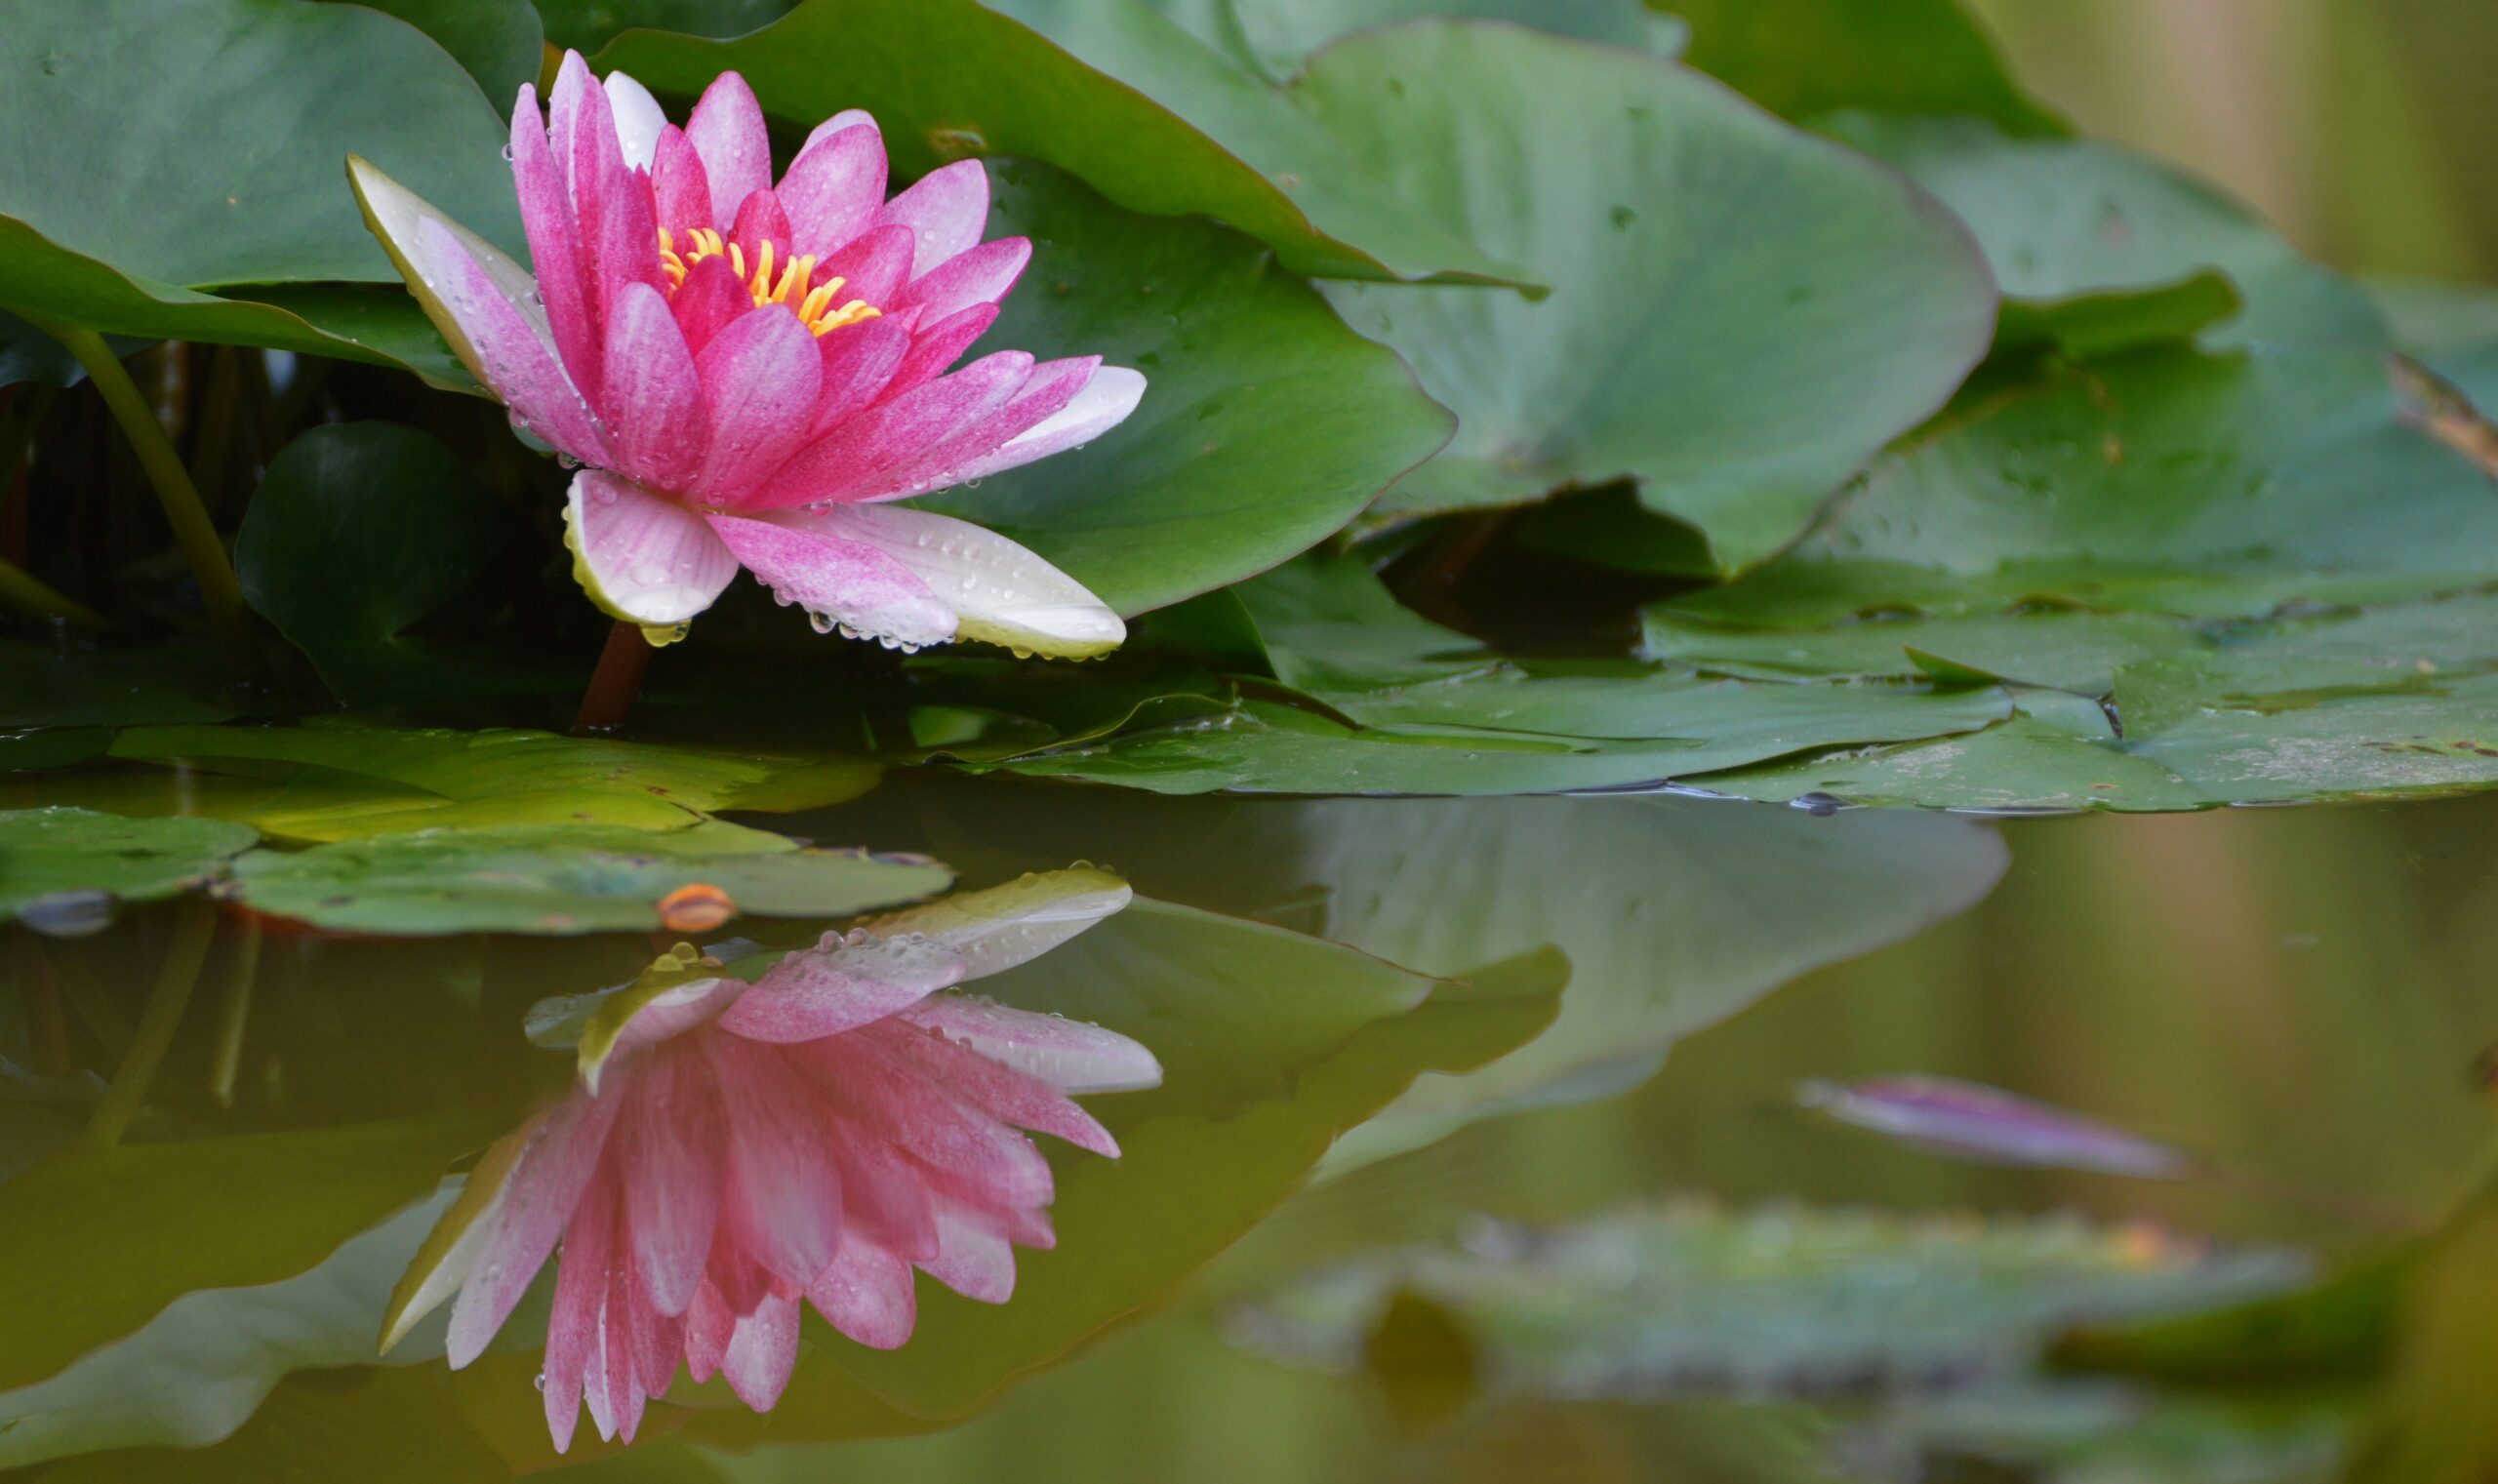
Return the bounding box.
[80,899,219,1151]
[47,326,259,677]
[575,620,655,733]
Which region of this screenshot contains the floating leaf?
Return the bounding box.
[1661,0,2063,135]
[1293,22,1996,568]
[1797,1075,2196,1180]
[1147,0,1677,80]
[596,0,1530,285]
[0,643,251,729]
[227,824,952,936]
[342,0,545,105]
[0,808,258,929]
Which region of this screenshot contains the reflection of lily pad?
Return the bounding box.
[0,642,251,729]
[228,825,953,937]
[0,808,258,925]
[1295,21,1996,568]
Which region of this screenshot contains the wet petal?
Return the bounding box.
[603,281,708,491]
[745,348,1027,510]
[923,1205,1018,1304]
[875,158,990,278]
[714,930,965,1043]
[618,1042,726,1315]
[651,124,713,236]
[682,1280,732,1384]
[871,1019,1121,1157]
[509,84,601,409]
[780,122,888,261]
[863,868,1130,981]
[816,1036,1054,1210]
[802,108,878,154]
[719,1291,803,1411]
[900,994,1164,1094]
[773,504,1124,659]
[563,470,739,626]
[818,221,917,316]
[686,69,773,228]
[603,70,666,172]
[852,354,1096,503]
[570,75,665,372]
[808,1241,917,1349]
[705,1034,846,1285]
[951,365,1147,484]
[899,236,1030,323]
[727,186,792,269]
[692,305,823,503]
[445,1088,627,1367]
[809,316,911,439]
[880,303,1000,404]
[705,511,958,650]
[543,1164,620,1454]
[669,253,748,358]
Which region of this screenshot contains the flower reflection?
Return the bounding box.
[383,869,1158,1450]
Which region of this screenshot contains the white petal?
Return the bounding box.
[773,503,1125,659]
[802,109,880,154]
[864,867,1131,981]
[950,366,1147,483]
[604,71,668,173]
[563,469,740,628]
[347,154,552,374]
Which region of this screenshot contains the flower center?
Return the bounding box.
[657,227,882,338]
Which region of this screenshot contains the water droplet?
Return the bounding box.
[502,143,516,162]
[592,484,618,505]
[534,1373,548,1392]
[1790,791,1849,818]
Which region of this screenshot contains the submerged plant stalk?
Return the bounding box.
[47,326,258,676]
[0,553,106,628]
[80,900,220,1150]
[574,621,654,733]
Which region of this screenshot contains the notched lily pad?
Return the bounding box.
[0,807,258,932]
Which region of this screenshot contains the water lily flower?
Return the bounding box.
[347,53,1142,656]
[379,869,1158,1450]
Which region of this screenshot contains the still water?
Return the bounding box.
[7,777,2496,1483]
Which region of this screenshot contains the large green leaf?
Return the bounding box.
[1822,114,2383,352]
[910,164,1456,616]
[0,808,258,925]
[235,422,566,705]
[1292,22,1996,569]
[594,0,1529,285]
[228,824,951,935]
[0,1117,488,1393]
[340,0,546,105]
[536,0,800,52]
[1144,0,1677,80]
[1660,0,2063,136]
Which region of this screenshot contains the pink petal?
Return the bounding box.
[669,253,747,357]
[652,124,714,235]
[923,1205,1018,1304]
[445,1088,626,1368]
[770,503,1123,659]
[546,53,598,207]
[719,1291,803,1411]
[802,108,878,153]
[410,218,607,463]
[601,1262,647,1443]
[808,1241,918,1350]
[745,347,1025,510]
[779,123,888,261]
[871,1019,1119,1156]
[875,159,991,278]
[881,303,999,405]
[682,1280,733,1385]
[602,281,708,491]
[705,511,959,650]
[686,70,773,229]
[543,1164,620,1454]
[818,221,917,314]
[563,470,739,626]
[704,1034,846,1285]
[713,931,964,1043]
[603,71,666,173]
[509,83,601,411]
[808,316,911,440]
[572,90,666,391]
[852,354,1094,505]
[691,305,823,503]
[899,236,1030,323]
[727,187,793,268]
[818,1037,1054,1210]
[624,1259,687,1400]
[826,1130,940,1262]
[900,994,1164,1094]
[705,1225,772,1318]
[951,365,1147,484]
[617,1042,726,1316]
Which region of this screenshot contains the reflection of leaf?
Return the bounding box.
[0,808,258,924]
[687,903,1565,1439]
[0,1186,456,1468]
[596,0,1528,285]
[100,723,879,839]
[0,1117,489,1393]
[1294,22,1995,568]
[911,163,1458,617]
[1232,1203,2310,1400]
[228,824,952,936]
[235,423,558,706]
[1796,1075,2195,1180]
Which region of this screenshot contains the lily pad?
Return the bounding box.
[1147,0,1677,80]
[1662,0,2064,136]
[235,422,564,706]
[342,0,546,106]
[228,824,952,935]
[535,0,802,52]
[0,808,259,926]
[0,642,251,728]
[911,163,1458,617]
[594,0,1531,285]
[1292,21,1996,569]
[101,723,879,839]
[1230,1202,2310,1400]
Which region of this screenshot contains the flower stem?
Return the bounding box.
[47,326,259,677]
[80,900,219,1151]
[0,554,107,628]
[575,621,654,733]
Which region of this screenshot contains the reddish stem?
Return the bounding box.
[574,621,655,733]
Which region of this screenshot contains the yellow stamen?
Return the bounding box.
[655,226,884,337]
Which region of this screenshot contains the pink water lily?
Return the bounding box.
[347,54,1141,656]
[379,870,1157,1450]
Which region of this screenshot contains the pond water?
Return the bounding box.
[7,778,2493,1484]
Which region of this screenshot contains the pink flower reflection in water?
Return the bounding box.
[383,869,1156,1450]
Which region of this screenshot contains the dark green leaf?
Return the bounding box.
[1145,0,1677,81]
[335,0,546,105]
[1660,0,2063,136]
[0,808,258,924]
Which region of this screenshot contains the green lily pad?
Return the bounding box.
[0,808,259,925]
[1293,22,1996,569]
[341,0,546,106]
[1231,1202,2309,1400]
[595,0,1531,285]
[536,0,801,52]
[101,723,879,840]
[228,824,951,935]
[0,642,251,729]
[235,423,567,706]
[0,1117,490,1394]
[1146,0,1678,80]
[1662,0,2064,136]
[911,162,1456,617]
[1822,114,2384,351]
